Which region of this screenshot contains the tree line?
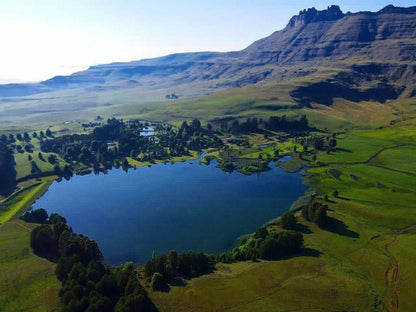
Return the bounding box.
[218,115,309,134]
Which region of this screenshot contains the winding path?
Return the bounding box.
[382,225,416,312]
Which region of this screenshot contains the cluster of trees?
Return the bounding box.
[21,208,51,223]
[264,115,309,131]
[218,115,308,134]
[40,118,223,175]
[165,93,179,100]
[144,250,214,291]
[0,129,52,146]
[302,200,329,228]
[280,212,298,230]
[219,117,259,134]
[217,226,304,263]
[29,209,156,312]
[0,141,16,190]
[299,134,337,152]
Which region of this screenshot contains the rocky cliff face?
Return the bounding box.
[287,5,345,28]
[1,5,415,101]
[242,5,416,64]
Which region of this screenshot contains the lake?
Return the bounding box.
[33,159,306,264]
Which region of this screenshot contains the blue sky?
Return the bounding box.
[0,0,414,83]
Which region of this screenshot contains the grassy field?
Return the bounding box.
[0,178,54,224]
[0,179,60,312]
[0,221,61,312]
[13,138,66,180]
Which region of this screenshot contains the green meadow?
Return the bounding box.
[0,78,415,311]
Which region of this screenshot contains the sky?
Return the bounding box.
[0,0,415,83]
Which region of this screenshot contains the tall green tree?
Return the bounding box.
[0,142,16,190]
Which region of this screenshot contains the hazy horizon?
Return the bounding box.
[1,0,415,84]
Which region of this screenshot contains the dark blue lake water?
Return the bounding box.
[33,160,306,264]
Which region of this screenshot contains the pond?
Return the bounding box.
[139,127,154,136]
[33,159,306,264]
[278,155,292,162]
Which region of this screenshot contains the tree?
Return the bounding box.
[31,160,41,175]
[38,152,45,161]
[274,149,279,158]
[280,212,297,230]
[0,134,7,143]
[191,119,201,131]
[253,227,268,239]
[166,250,178,276]
[0,142,17,189]
[302,201,329,228]
[46,128,53,137]
[48,154,57,164]
[258,231,303,260]
[150,273,166,291]
[329,138,337,150]
[30,225,58,260]
[312,136,324,150]
[230,120,240,134]
[22,208,49,223]
[8,134,15,143]
[96,274,118,297]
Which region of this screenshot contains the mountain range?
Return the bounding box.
[1,4,416,127]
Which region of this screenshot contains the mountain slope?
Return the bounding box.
[0,5,416,128]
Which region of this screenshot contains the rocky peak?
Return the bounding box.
[378,4,416,14]
[288,5,344,28]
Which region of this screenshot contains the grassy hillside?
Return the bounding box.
[0,66,401,133]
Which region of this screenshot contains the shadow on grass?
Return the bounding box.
[166,265,217,290]
[325,216,360,238]
[157,282,171,293]
[275,247,323,261]
[336,148,352,153]
[300,247,323,258]
[170,277,187,287]
[0,185,16,197]
[294,223,312,234]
